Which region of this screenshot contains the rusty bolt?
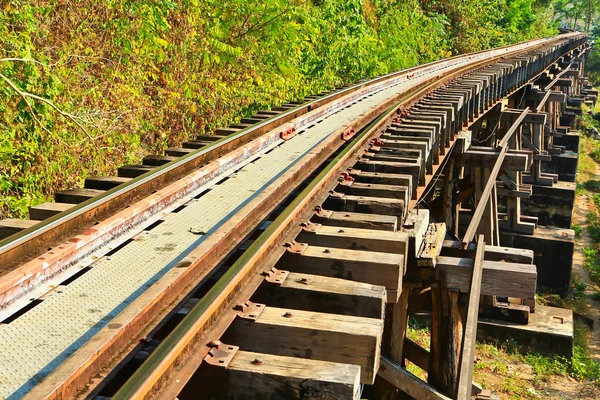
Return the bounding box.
[323,248,330,253]
[208,340,222,348]
[283,312,293,318]
[299,277,309,284]
[252,358,263,365]
[338,229,345,233]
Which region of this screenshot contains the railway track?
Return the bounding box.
[0,32,589,399]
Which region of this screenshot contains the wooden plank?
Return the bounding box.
[354,159,421,188]
[379,356,451,400]
[457,235,485,400]
[335,182,409,202]
[417,223,447,267]
[117,164,154,178]
[279,245,404,302]
[165,147,195,157]
[459,150,529,171]
[223,351,361,400]
[311,210,397,231]
[348,170,413,189]
[222,306,383,384]
[142,155,177,166]
[296,225,408,257]
[251,271,386,319]
[28,202,72,221]
[324,193,405,219]
[54,188,106,204]
[0,219,39,240]
[363,151,420,165]
[404,338,430,370]
[84,176,131,190]
[441,240,534,263]
[433,256,537,298]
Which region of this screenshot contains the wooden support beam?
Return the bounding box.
[457,235,485,400]
[432,257,537,299]
[54,188,105,204]
[222,306,382,384]
[324,192,405,219]
[209,351,362,399]
[428,284,462,397]
[0,219,38,240]
[355,159,422,188]
[279,245,404,302]
[84,176,131,190]
[379,356,451,400]
[500,109,547,124]
[28,202,72,221]
[348,170,413,191]
[296,224,408,257]
[459,150,530,171]
[441,240,534,263]
[251,271,386,319]
[336,181,409,203]
[311,209,398,231]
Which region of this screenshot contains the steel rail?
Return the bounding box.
[111,36,582,399]
[0,33,584,270]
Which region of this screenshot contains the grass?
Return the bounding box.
[406,319,600,399]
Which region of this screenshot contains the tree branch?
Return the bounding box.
[0,71,108,161]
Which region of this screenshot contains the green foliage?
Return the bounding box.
[573,224,584,238]
[0,0,565,218]
[583,180,600,191]
[582,245,600,282]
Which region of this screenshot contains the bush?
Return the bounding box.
[0,1,559,218]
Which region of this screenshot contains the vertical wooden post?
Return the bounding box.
[391,288,411,364]
[375,285,411,400]
[443,160,456,234]
[428,281,463,398]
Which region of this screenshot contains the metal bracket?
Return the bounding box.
[204,343,239,368]
[263,267,289,284]
[285,241,308,255]
[301,221,321,233]
[314,207,332,219]
[280,123,297,140]
[328,191,344,198]
[341,126,356,141]
[339,172,355,183]
[371,138,384,147]
[235,301,265,320]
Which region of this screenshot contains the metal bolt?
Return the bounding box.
[338,229,345,233]
[208,340,222,348]
[299,277,309,285]
[283,312,293,318]
[323,249,330,253]
[252,358,263,365]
